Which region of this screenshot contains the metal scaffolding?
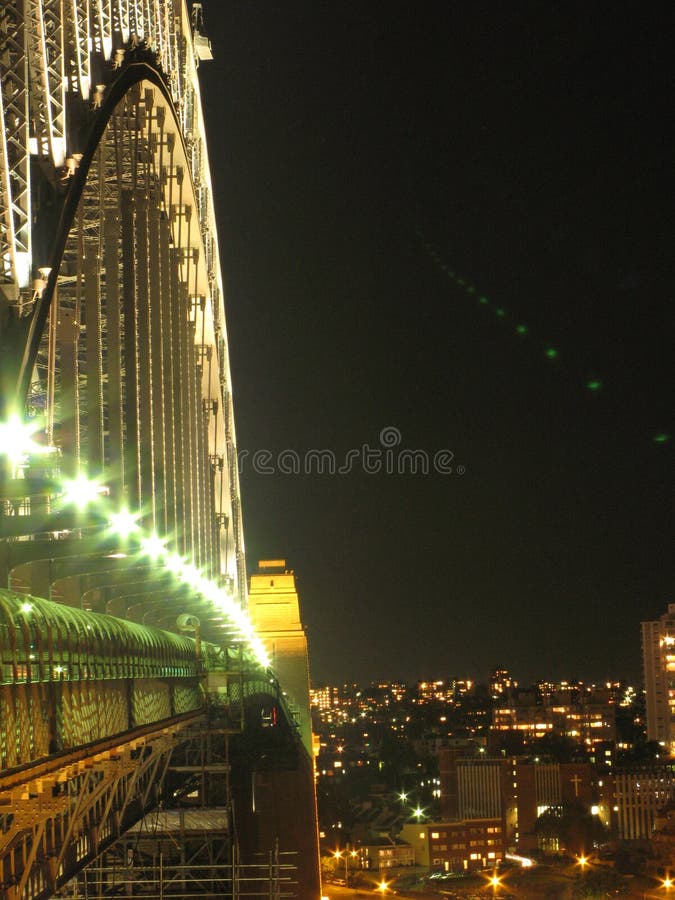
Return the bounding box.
[56,824,297,899]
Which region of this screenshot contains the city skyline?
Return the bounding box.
[309,674,638,690]
[199,3,673,685]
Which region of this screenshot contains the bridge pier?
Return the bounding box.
[230,735,322,900]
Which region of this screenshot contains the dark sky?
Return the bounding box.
[197,1,674,687]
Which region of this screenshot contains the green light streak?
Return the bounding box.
[415,235,646,421]
[653,433,670,444]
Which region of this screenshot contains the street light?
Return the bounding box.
[333,848,356,886]
[487,871,502,897]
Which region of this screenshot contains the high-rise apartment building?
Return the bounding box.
[489,667,518,700]
[614,764,675,840]
[642,604,675,749]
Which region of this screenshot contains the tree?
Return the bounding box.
[529,732,588,763]
[572,868,627,898]
[534,803,607,855]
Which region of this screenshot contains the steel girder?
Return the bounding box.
[0,714,203,900]
[0,0,246,608]
[0,1,30,294]
[0,0,219,330]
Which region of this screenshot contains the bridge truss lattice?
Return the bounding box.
[0,3,271,898]
[0,0,246,613]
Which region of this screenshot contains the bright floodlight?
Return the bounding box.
[251,637,270,668]
[164,553,186,578]
[179,562,202,585]
[108,508,140,537]
[20,602,33,614]
[61,474,106,509]
[140,532,167,559]
[0,414,47,467]
[398,791,408,802]
[162,548,270,667]
[413,806,425,820]
[200,581,223,605]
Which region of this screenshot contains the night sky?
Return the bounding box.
[197,2,673,687]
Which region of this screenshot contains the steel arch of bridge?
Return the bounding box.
[0,5,306,897]
[0,1,247,631]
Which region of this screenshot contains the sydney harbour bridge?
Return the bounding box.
[0,2,319,898]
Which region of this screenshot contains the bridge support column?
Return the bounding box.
[231,739,321,900]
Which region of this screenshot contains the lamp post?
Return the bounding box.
[333,849,346,885]
[333,847,356,886]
